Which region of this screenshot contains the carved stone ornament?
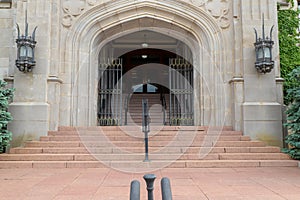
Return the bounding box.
[187,0,230,28]
[61,0,230,28]
[62,0,98,27]
[205,0,230,28]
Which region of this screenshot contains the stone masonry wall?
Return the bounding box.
[0,0,14,79]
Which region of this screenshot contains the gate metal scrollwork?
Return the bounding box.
[169,58,194,126]
[98,58,123,126]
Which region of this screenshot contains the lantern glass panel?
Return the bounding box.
[20,46,27,57]
[27,46,33,58]
[257,48,264,59]
[264,47,271,59]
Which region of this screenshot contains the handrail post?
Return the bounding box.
[124,94,130,125]
[142,99,150,162]
[143,174,156,200]
[130,180,140,200]
[161,177,172,200]
[160,93,167,125]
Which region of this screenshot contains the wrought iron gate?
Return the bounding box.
[169,58,194,126]
[98,58,123,126]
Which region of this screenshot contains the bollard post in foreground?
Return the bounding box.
[143,174,156,200]
[130,180,140,200]
[161,177,173,200]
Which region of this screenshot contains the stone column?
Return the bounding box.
[230,0,244,131]
[240,1,283,147]
[8,0,52,147]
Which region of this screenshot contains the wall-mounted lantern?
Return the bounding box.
[254,15,274,74]
[15,12,37,73]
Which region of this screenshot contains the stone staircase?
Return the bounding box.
[126,93,169,125]
[0,126,297,170]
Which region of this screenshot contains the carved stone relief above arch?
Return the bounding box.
[185,0,230,28]
[61,0,231,29]
[61,0,98,27]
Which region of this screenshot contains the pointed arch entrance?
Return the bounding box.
[61,0,228,127]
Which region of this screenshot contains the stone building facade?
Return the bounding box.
[0,0,288,147]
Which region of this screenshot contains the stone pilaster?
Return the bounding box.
[8,0,52,147]
[240,0,283,147]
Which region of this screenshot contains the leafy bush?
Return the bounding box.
[0,80,14,153]
[283,67,300,159]
[278,7,300,104]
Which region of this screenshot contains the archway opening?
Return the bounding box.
[97,30,194,126]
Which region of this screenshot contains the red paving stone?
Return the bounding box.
[0,167,299,199]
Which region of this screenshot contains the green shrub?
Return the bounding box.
[278,7,300,105]
[0,80,14,153]
[283,67,300,159]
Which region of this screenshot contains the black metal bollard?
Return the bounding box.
[143,174,156,200]
[161,177,173,200]
[130,180,140,200]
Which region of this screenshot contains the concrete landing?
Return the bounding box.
[0,167,300,199]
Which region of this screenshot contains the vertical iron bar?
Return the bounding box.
[120,59,123,125]
[105,64,109,124]
[109,63,112,123]
[116,59,119,125]
[104,62,107,124]
[112,60,116,125]
[186,61,189,124]
[169,59,172,125]
[176,59,180,124]
[181,60,184,124]
[172,60,175,125]
[186,63,189,124]
[190,65,194,125]
[117,60,120,125]
[99,67,102,125]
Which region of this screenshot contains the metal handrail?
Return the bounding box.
[142,99,150,162]
[124,94,130,125]
[160,93,167,125]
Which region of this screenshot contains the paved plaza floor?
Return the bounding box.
[0,167,300,200]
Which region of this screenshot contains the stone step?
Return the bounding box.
[214,141,266,147]
[4,125,293,169]
[48,130,241,136]
[9,146,281,154]
[0,160,297,169]
[57,126,233,131]
[218,153,291,160]
[40,135,250,142]
[0,153,289,162]
[24,140,265,148]
[25,141,81,148]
